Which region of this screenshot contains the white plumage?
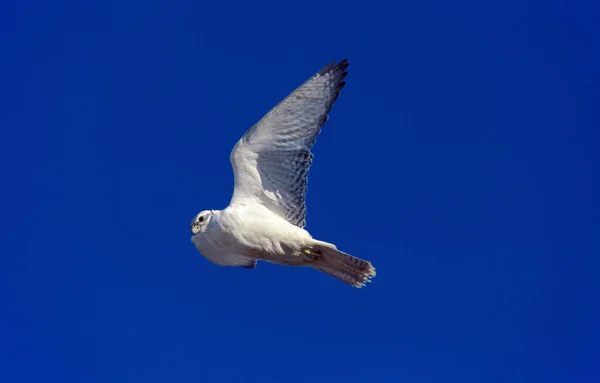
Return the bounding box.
[191,59,376,287]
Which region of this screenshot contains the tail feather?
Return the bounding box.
[311,242,376,288]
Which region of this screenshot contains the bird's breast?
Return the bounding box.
[219,204,313,256]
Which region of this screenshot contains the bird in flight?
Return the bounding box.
[190,59,376,287]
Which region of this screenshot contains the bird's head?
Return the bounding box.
[190,210,214,235]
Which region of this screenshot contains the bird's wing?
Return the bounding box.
[205,253,256,268]
[191,237,257,268]
[229,59,349,228]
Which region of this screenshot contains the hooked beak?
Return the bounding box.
[190,219,199,235]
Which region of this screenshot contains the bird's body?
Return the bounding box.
[190,59,376,287]
[193,205,313,266]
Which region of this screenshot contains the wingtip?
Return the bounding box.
[338,58,350,71]
[319,58,350,76]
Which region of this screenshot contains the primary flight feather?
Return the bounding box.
[190,59,376,287]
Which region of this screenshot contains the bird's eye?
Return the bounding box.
[198,216,204,222]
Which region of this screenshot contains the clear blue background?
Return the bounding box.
[2,0,599,382]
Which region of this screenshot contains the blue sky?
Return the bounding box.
[2,0,599,382]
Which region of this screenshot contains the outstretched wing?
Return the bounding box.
[229,59,349,228]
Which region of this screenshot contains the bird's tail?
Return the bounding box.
[309,240,376,288]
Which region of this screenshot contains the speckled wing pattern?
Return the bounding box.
[229,59,349,228]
